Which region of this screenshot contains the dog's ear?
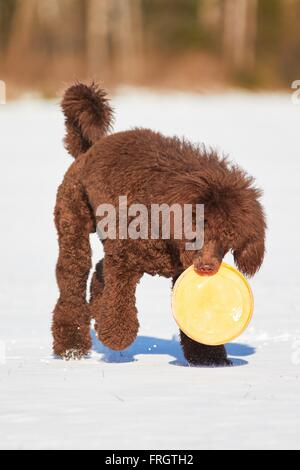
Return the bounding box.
[232,187,266,277]
[233,237,265,277]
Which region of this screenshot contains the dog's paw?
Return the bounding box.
[53,330,92,360]
[52,302,92,359]
[188,357,233,368]
[95,314,138,351]
[54,348,90,361]
[180,332,232,368]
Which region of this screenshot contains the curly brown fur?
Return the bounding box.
[53,82,266,365]
[52,159,94,359]
[61,82,114,158]
[91,254,142,350]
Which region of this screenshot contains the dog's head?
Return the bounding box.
[179,165,266,277]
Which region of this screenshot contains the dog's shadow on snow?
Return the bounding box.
[91,330,255,367]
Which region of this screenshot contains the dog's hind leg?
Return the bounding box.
[90,259,104,305]
[91,252,142,351]
[52,173,94,359]
[172,273,232,367]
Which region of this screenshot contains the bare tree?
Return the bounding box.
[86,0,110,76]
[198,0,222,32]
[6,0,38,65]
[114,0,144,80]
[86,0,143,80]
[6,0,64,71]
[223,0,257,70]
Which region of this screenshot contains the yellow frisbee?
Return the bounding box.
[172,263,254,346]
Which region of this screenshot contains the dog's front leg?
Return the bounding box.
[180,331,232,367]
[94,256,142,351]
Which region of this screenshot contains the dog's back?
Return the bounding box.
[61,82,232,211]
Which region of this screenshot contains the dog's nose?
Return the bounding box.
[194,262,219,276]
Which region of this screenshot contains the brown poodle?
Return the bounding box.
[52,82,266,366]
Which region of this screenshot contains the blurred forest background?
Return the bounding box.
[0,0,300,97]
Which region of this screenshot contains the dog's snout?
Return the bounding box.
[194,261,220,276]
[193,240,223,276]
[199,263,216,271]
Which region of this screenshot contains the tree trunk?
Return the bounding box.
[113,0,143,80]
[6,0,38,67]
[86,0,143,81]
[198,0,222,32]
[86,0,110,77]
[223,0,257,70]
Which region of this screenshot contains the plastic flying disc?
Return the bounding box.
[172,263,254,346]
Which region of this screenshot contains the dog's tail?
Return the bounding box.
[61,82,114,159]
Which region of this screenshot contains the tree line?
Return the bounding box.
[0,0,299,93]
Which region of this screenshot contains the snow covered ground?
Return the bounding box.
[0,89,300,450]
